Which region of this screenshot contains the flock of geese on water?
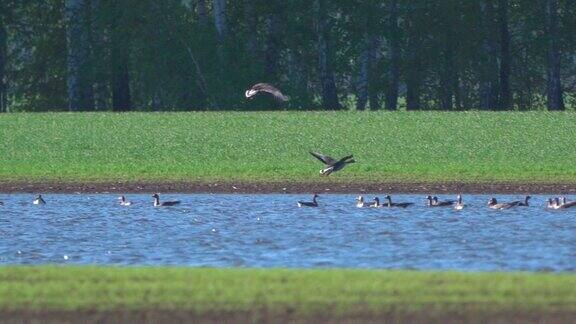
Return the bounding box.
[0,193,572,211]
[0,193,181,207]
[298,193,576,210]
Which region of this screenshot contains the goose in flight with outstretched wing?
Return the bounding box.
[309,152,355,176]
[245,83,290,102]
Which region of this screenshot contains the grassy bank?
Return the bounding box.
[2,111,576,183]
[1,267,575,316]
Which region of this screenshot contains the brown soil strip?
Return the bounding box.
[1,181,576,194]
[2,310,575,324]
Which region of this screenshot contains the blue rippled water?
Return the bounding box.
[0,193,574,271]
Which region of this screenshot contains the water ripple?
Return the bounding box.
[0,193,575,271]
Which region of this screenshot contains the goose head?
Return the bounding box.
[488,197,497,206]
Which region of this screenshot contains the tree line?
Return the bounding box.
[0,0,574,112]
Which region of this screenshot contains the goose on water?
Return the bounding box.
[547,197,576,209]
[297,194,319,207]
[309,152,355,176]
[118,195,132,206]
[512,195,531,207]
[379,195,413,208]
[426,195,454,207]
[356,196,376,208]
[546,198,560,209]
[33,194,46,205]
[245,83,290,102]
[487,197,524,210]
[152,194,181,207]
[454,194,464,210]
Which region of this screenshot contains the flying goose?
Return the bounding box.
[152,193,181,207]
[309,152,355,176]
[454,195,464,210]
[381,195,413,208]
[487,197,522,210]
[245,83,290,102]
[297,194,319,207]
[356,196,376,208]
[118,195,132,206]
[33,194,46,205]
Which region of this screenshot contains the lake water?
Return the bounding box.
[0,194,574,271]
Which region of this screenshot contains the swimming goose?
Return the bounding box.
[310,152,355,176]
[33,194,46,205]
[513,195,531,207]
[297,194,319,207]
[380,195,413,208]
[454,195,464,210]
[556,197,576,209]
[426,195,454,207]
[356,196,376,208]
[152,193,181,207]
[487,198,520,210]
[245,83,290,102]
[118,195,132,206]
[546,198,557,209]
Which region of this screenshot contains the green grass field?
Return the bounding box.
[2,111,576,183]
[1,267,575,316]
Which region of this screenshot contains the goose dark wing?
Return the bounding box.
[309,152,336,165]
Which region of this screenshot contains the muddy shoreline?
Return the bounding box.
[2,310,575,324]
[2,181,576,194]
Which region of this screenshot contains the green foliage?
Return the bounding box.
[2,111,576,182]
[1,1,576,111]
[1,266,575,313]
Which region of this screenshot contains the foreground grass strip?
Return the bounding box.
[2,111,576,182]
[0,267,575,315]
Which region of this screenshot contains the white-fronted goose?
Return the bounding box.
[454,195,464,210]
[310,152,355,176]
[298,194,319,207]
[245,83,290,102]
[33,194,46,205]
[152,193,181,207]
[380,195,413,208]
[118,195,132,206]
